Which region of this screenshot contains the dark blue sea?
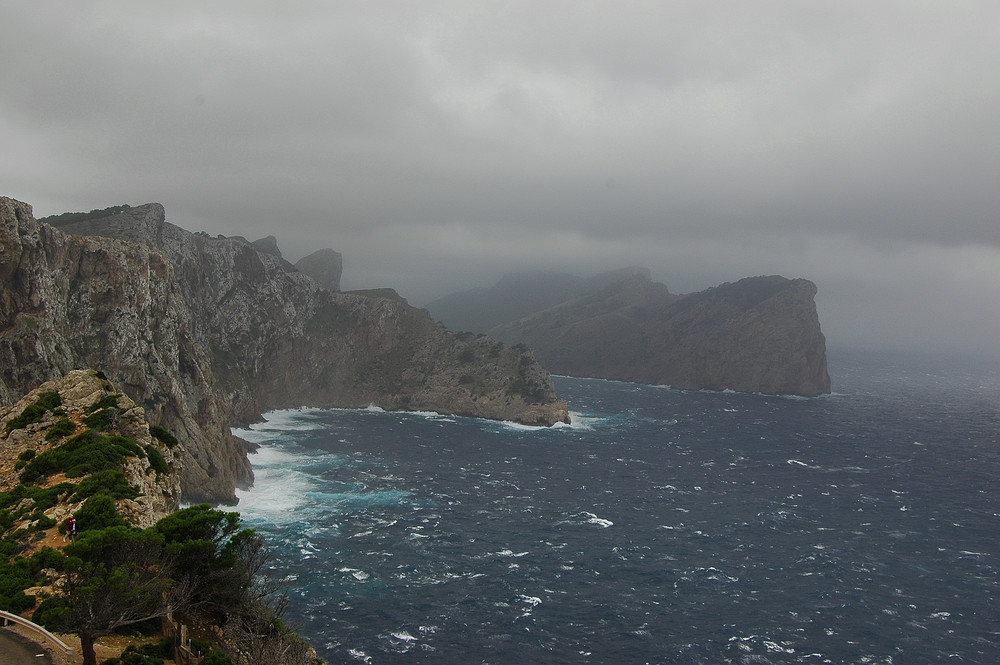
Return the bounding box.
[234,349,999,664]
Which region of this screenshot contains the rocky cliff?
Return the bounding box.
[484,272,831,396]
[1,197,569,503]
[294,248,343,291]
[0,369,182,533]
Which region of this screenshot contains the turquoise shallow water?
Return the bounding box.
[234,350,999,664]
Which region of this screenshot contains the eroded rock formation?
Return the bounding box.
[1,197,568,503]
[470,272,832,396]
[0,369,182,530]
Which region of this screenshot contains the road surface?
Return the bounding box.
[0,627,53,665]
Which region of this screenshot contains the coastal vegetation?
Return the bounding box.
[0,372,319,665]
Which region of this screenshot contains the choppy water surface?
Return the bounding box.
[235,350,999,664]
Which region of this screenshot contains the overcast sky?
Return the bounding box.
[2,1,998,359]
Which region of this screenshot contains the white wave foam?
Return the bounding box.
[564,411,601,429]
[558,511,614,528]
[234,408,328,435]
[236,465,314,517]
[347,648,371,663]
[500,420,549,431]
[587,515,613,528]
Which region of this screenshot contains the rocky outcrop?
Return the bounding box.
[295,248,343,291]
[1,197,249,503]
[485,272,831,396]
[2,197,568,502]
[251,235,282,258]
[0,369,182,530]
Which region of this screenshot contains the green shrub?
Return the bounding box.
[33,516,56,531]
[82,408,116,431]
[5,403,48,433]
[149,425,178,448]
[100,642,167,665]
[0,561,35,613]
[45,417,77,441]
[29,546,65,573]
[74,494,125,531]
[25,483,76,513]
[72,470,139,502]
[18,449,37,461]
[36,391,62,411]
[100,637,173,665]
[145,446,169,475]
[20,431,142,484]
[4,392,64,434]
[200,651,235,665]
[88,393,122,412]
[0,548,59,613]
[31,595,69,628]
[0,528,30,559]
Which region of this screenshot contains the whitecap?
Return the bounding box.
[390,631,417,642]
[584,512,614,528]
[347,648,371,663]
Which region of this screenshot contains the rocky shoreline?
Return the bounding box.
[1,197,568,503]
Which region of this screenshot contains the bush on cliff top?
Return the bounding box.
[19,429,143,484]
[72,469,139,502]
[82,408,116,431]
[4,391,63,434]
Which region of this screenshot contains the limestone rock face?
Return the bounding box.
[1,198,248,503]
[0,369,182,529]
[1,197,568,502]
[488,273,831,397]
[251,235,282,258]
[294,248,343,291]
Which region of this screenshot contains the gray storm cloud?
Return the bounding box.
[2,1,997,359]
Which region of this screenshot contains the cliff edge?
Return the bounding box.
[1,197,569,503]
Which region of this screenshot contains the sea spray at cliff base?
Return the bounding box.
[234,350,999,664]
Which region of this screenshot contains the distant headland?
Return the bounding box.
[426,268,832,397]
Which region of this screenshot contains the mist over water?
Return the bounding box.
[235,350,999,664]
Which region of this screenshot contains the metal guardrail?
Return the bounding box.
[0,609,75,657]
